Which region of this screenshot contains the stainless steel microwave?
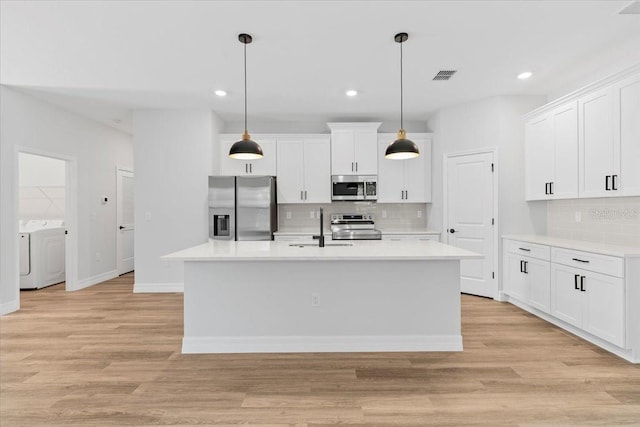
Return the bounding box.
[331,175,377,201]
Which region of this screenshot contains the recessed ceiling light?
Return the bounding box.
[346,89,358,97]
[517,71,533,80]
[214,90,227,97]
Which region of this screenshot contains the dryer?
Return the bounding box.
[19,220,66,290]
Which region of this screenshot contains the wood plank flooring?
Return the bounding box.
[1,273,639,426]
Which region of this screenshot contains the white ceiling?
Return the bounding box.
[1,1,639,133]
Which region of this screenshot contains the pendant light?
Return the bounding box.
[385,32,420,160]
[229,33,263,159]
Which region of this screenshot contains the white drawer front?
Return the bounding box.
[551,247,624,278]
[504,240,550,261]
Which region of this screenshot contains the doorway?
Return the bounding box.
[116,168,134,275]
[16,149,78,293]
[443,149,498,299]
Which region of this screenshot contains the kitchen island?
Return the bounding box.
[164,240,481,354]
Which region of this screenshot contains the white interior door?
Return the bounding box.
[117,169,134,275]
[445,151,496,298]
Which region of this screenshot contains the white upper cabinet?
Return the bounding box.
[615,74,640,197]
[525,101,578,201]
[377,133,432,203]
[579,87,614,198]
[525,67,639,200]
[276,136,331,204]
[219,135,277,176]
[328,123,380,175]
[579,74,640,198]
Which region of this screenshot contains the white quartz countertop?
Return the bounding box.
[274,230,441,236]
[164,239,481,262]
[503,235,640,258]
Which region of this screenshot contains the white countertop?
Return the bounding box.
[503,234,640,258]
[164,239,481,262]
[274,229,441,236]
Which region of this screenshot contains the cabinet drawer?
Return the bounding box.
[504,240,550,261]
[551,247,624,278]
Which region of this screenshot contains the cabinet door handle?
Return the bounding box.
[523,261,528,274]
[304,190,307,200]
[518,247,531,252]
[545,182,549,195]
[574,274,580,290]
[351,162,354,172]
[520,260,524,273]
[405,190,408,200]
[355,162,358,172]
[572,258,589,263]
[301,190,304,201]
[549,182,553,195]
[580,276,586,292]
[605,175,611,191]
[245,164,248,173]
[250,164,252,173]
[612,175,618,191]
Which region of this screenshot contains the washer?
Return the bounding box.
[19,220,66,290]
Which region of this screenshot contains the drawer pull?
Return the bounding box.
[518,247,531,252]
[572,258,590,263]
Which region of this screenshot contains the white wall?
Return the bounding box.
[132,110,222,292]
[0,86,133,314]
[427,95,548,291]
[19,152,66,221]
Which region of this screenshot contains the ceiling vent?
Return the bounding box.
[433,70,457,81]
[619,1,640,14]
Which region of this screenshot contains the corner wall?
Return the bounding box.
[132,110,222,292]
[427,95,548,293]
[0,86,133,315]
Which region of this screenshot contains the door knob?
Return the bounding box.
[119,225,126,230]
[448,228,456,234]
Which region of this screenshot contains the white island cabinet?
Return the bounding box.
[165,240,481,354]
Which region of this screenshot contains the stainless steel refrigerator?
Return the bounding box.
[208,176,277,241]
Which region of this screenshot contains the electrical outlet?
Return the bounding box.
[286,211,292,220]
[575,211,582,222]
[311,292,320,307]
[417,210,422,218]
[381,210,387,219]
[310,211,315,219]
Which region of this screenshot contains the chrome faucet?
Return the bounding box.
[313,207,325,247]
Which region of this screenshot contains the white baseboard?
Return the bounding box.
[68,269,118,292]
[507,296,638,364]
[182,334,463,354]
[0,299,20,316]
[134,282,184,293]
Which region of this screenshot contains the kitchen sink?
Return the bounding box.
[288,243,353,247]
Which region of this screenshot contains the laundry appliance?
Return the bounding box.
[19,220,66,290]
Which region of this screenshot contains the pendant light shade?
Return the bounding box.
[385,32,419,160]
[229,33,263,160]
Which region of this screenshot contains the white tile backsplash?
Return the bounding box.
[278,202,430,232]
[547,197,640,247]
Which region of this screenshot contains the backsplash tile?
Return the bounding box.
[547,197,640,247]
[278,202,430,232]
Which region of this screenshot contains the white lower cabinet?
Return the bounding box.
[504,251,550,313]
[381,233,440,242]
[503,238,629,356]
[551,263,625,347]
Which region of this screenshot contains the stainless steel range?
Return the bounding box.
[330,213,382,240]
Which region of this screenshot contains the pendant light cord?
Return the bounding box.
[244,41,248,134]
[400,39,404,130]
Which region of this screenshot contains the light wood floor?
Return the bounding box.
[1,273,639,426]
